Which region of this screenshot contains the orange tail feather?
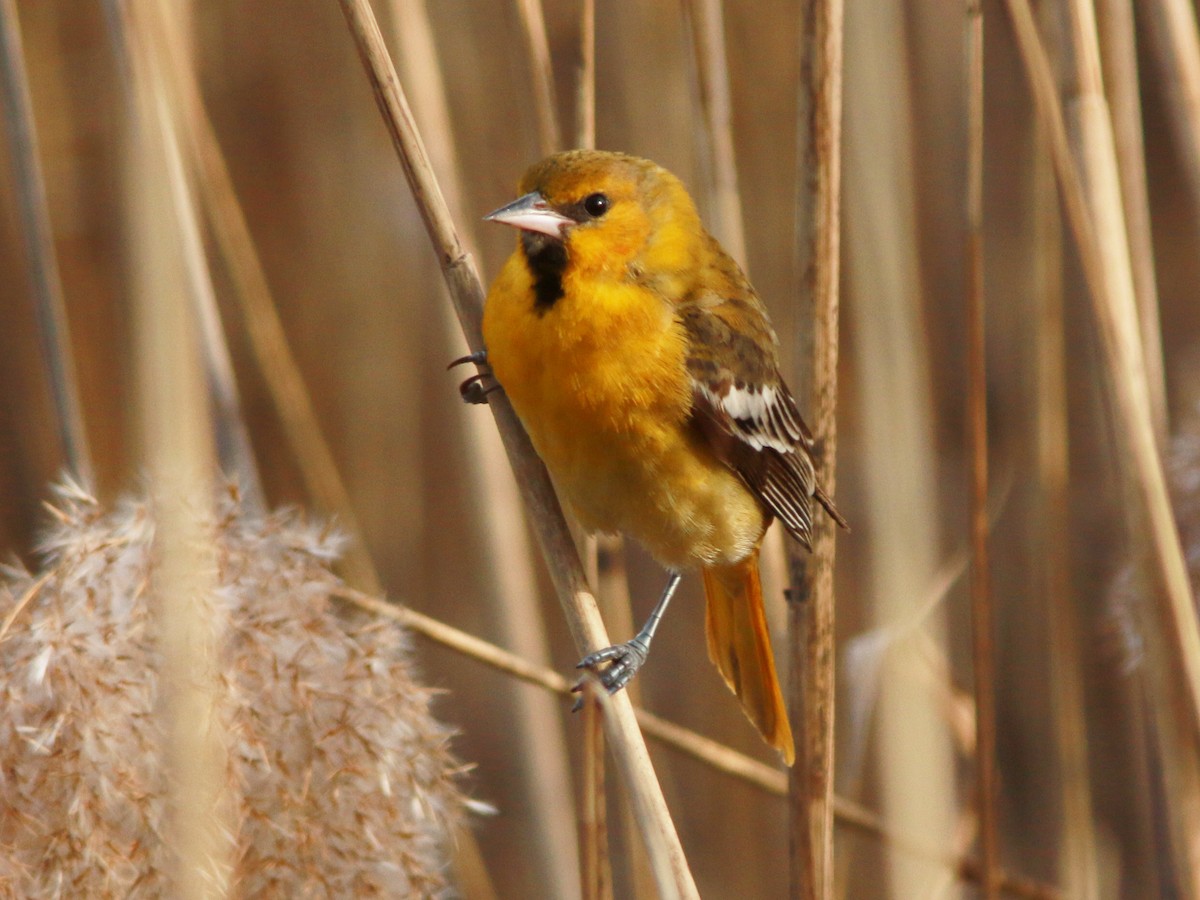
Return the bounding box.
[702,553,795,765]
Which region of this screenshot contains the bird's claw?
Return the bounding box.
[447,349,489,370]
[570,638,649,711]
[458,373,502,405]
[448,350,501,405]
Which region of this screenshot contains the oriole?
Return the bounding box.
[469,150,845,764]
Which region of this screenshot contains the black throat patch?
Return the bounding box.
[521,232,567,314]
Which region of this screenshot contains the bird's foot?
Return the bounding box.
[447,349,502,405]
[458,374,502,405]
[447,349,489,370]
[571,637,650,710]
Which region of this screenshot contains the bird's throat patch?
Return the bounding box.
[521,233,567,314]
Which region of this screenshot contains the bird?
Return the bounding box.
[464,149,846,764]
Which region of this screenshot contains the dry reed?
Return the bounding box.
[334,584,1063,899]
[513,0,559,157]
[580,685,613,900]
[1005,1,1200,889]
[789,0,845,895]
[385,2,579,893]
[0,0,91,485]
[842,0,959,893]
[1095,0,1168,441]
[964,2,1000,897]
[1007,0,1200,728]
[120,1,231,892]
[681,0,746,264]
[333,1,698,895]
[0,484,463,895]
[6,2,1200,896]
[1141,0,1200,214]
[1029,40,1101,890]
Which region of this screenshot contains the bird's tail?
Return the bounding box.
[702,553,795,765]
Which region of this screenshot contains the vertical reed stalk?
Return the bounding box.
[577,0,595,150]
[127,1,262,508]
[134,0,376,591]
[965,3,999,897]
[121,1,231,894]
[0,0,92,485]
[1095,0,1167,442]
[790,0,844,897]
[568,23,654,892]
[385,2,581,895]
[180,73,381,590]
[680,0,746,265]
[593,533,658,899]
[581,689,613,900]
[334,3,698,895]
[145,5,500,892]
[514,0,560,155]
[842,0,959,892]
[1005,0,1200,889]
[1030,95,1101,897]
[1140,0,1200,214]
[1008,0,1200,751]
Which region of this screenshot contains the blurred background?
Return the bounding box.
[2,0,1200,897]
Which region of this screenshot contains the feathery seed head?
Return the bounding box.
[0,483,463,897]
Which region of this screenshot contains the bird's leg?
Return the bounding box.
[573,571,682,705]
[447,349,503,405]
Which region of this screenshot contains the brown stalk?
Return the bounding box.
[1006,0,1200,886]
[120,0,231,894]
[1095,0,1168,442]
[566,14,632,895]
[0,0,93,485]
[127,3,262,508]
[1003,0,1200,763]
[571,11,659,892]
[385,2,581,895]
[789,0,844,896]
[1030,75,1101,895]
[335,584,1062,900]
[965,1,1000,897]
[592,534,658,899]
[577,0,595,151]
[842,0,958,891]
[333,2,698,896]
[143,4,501,893]
[513,0,560,155]
[1140,0,1200,214]
[580,686,613,900]
[137,0,378,591]
[680,0,746,265]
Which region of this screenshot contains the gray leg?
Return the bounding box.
[574,571,682,701]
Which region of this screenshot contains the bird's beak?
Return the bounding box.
[483,191,573,238]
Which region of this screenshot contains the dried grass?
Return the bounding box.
[0,483,462,897]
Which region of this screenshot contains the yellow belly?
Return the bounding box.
[482,254,765,569]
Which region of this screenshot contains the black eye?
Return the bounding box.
[583,193,610,218]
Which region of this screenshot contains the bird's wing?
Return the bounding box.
[679,280,838,549]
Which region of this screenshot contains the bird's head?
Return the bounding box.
[484,150,705,283]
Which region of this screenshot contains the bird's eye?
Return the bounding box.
[583,193,610,218]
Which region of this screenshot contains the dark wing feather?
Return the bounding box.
[679,258,842,548]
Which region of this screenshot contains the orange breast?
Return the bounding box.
[482,252,766,569]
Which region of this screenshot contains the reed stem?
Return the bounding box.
[789,0,845,896]
[333,2,698,895]
[965,1,1000,896]
[0,0,93,485]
